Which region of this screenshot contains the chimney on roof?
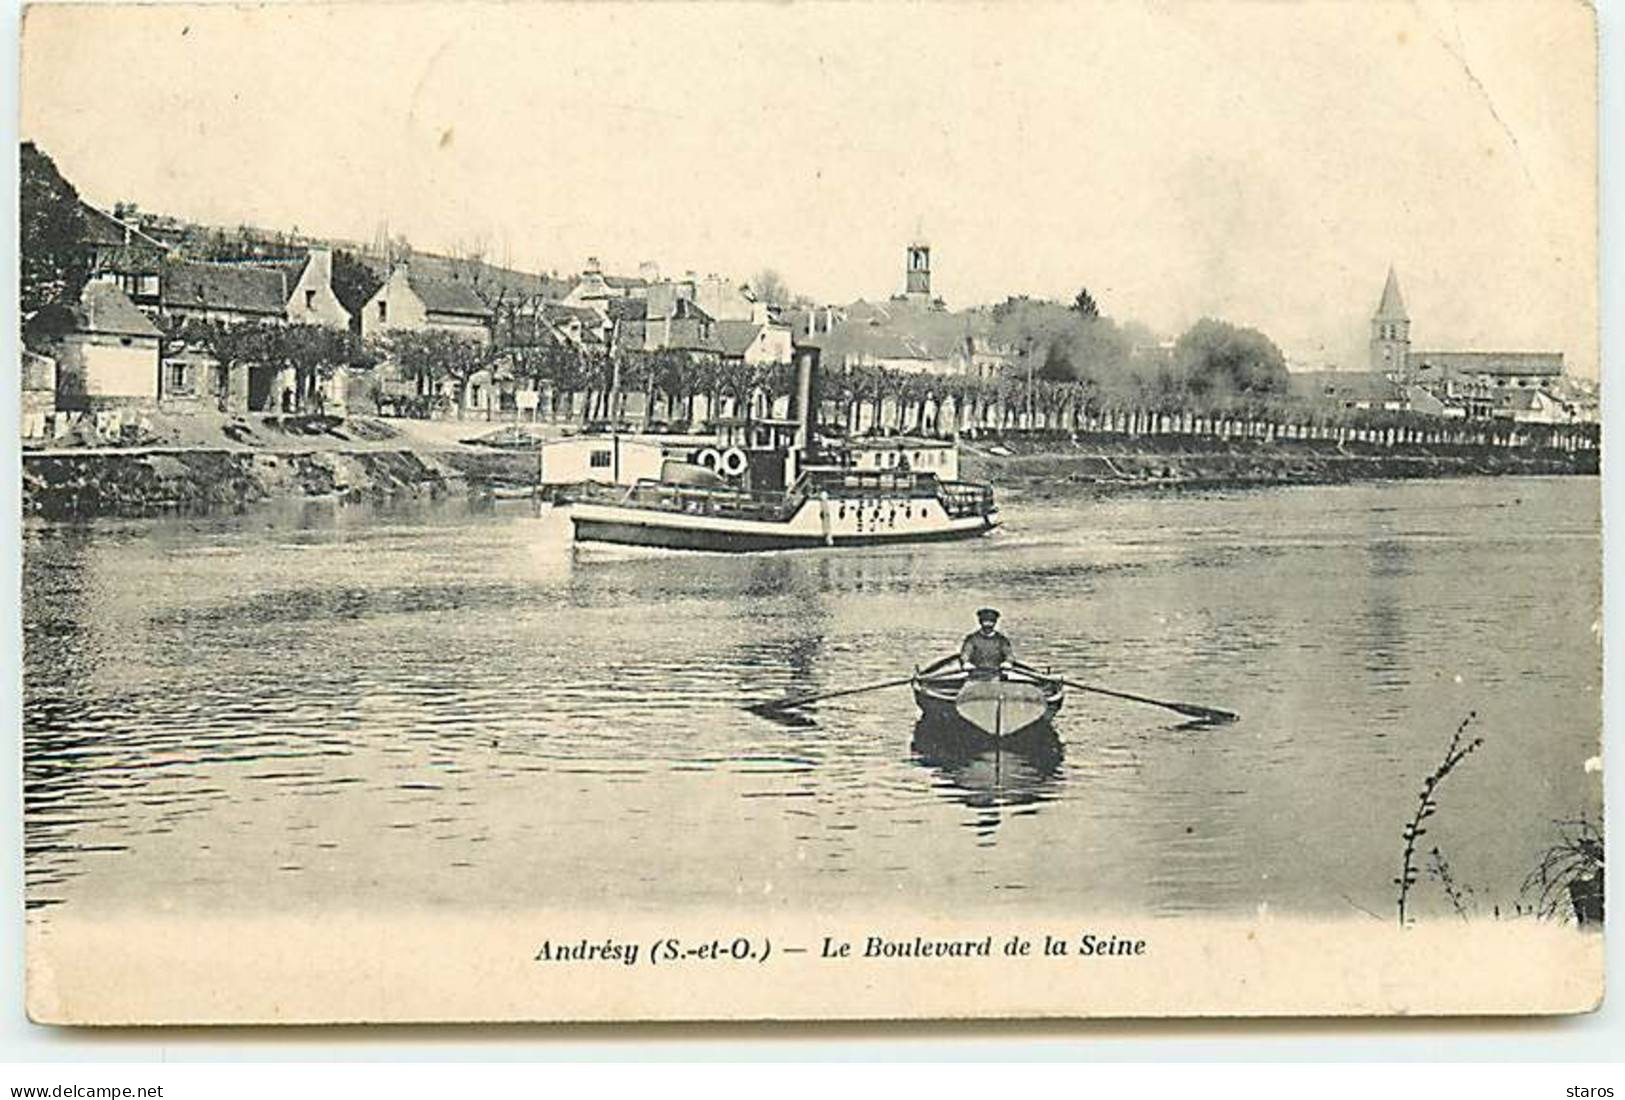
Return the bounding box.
[638,260,659,282]
[584,256,602,277]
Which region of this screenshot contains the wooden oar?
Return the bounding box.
[746,676,915,714]
[1010,663,1238,724]
[1066,681,1236,724]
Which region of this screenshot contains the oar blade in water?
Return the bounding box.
[1169,702,1239,725]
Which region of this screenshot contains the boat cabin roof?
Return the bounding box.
[544,433,664,454]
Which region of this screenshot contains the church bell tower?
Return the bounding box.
[1370,265,1410,379]
[905,238,931,301]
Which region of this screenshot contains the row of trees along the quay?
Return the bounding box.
[346,282,1595,454]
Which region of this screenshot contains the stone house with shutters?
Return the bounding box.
[126,252,352,412]
[149,262,287,412]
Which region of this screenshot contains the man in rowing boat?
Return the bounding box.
[959,607,1013,679]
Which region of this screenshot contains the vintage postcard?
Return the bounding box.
[16,0,1602,1024]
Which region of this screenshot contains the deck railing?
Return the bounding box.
[937,481,996,519]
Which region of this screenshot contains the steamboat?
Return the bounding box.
[567,347,999,552]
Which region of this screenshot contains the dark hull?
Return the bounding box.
[572,515,996,553]
[913,708,1062,751]
[913,690,1064,740]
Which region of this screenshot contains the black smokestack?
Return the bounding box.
[793,344,821,458]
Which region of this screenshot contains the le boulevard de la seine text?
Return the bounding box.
[533,931,1149,969]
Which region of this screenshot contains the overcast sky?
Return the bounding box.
[21,0,1598,374]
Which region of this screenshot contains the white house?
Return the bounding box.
[56,282,162,408]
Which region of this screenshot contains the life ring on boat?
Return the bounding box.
[695,447,722,470]
[719,447,749,478]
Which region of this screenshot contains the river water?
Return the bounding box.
[22,476,1600,923]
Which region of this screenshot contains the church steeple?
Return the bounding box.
[1370,265,1411,378]
[1375,265,1407,321]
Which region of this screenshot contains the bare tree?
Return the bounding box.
[750,268,793,307]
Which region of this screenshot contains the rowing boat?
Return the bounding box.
[911,661,1064,740]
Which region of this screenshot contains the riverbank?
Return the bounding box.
[961,435,1597,500]
[20,415,1598,518]
[20,447,548,519]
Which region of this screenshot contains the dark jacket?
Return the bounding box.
[960,629,1012,671]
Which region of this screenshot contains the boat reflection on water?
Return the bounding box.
[909,719,1065,840]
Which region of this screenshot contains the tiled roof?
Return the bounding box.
[543,303,604,326]
[715,320,763,357]
[406,270,493,318]
[161,261,290,316]
[78,282,162,338]
[809,310,967,366]
[1287,370,1397,401]
[825,298,973,362]
[358,252,555,304]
